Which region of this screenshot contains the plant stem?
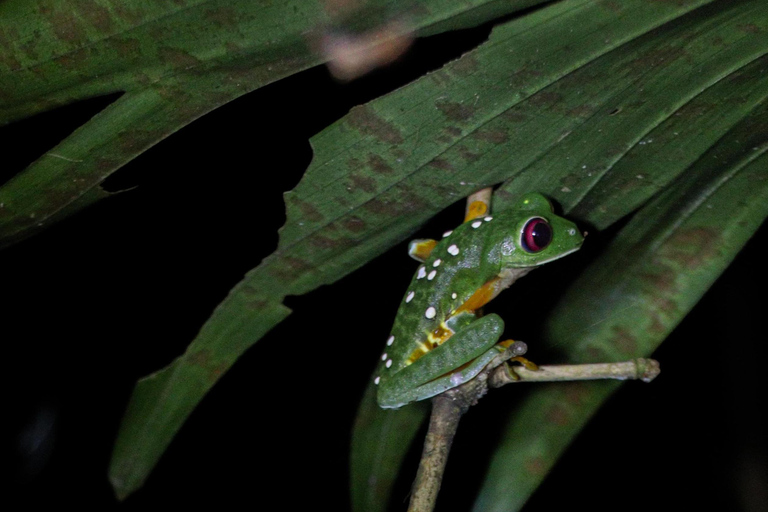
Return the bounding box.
[406,357,659,511]
[407,396,464,512]
[489,358,661,388]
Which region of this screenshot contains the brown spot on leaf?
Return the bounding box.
[524,456,547,476]
[187,349,229,381]
[458,146,480,162]
[502,110,530,123]
[444,126,462,137]
[0,52,21,71]
[629,46,687,73]
[53,49,90,70]
[509,67,543,88]
[343,216,366,232]
[368,154,394,174]
[658,227,720,269]
[347,105,404,144]
[648,311,668,334]
[308,233,346,249]
[111,38,141,59]
[78,0,115,32]
[363,197,398,216]
[349,173,377,193]
[51,10,86,42]
[158,46,201,70]
[546,403,570,426]
[471,129,509,144]
[563,382,590,405]
[451,53,479,76]
[428,158,454,171]
[567,104,595,118]
[289,197,324,222]
[245,298,268,311]
[598,0,623,13]
[187,349,212,367]
[113,4,144,23]
[611,326,638,356]
[585,345,603,361]
[96,157,121,173]
[528,91,563,107]
[347,157,363,171]
[270,256,314,281]
[435,100,476,122]
[738,23,761,34]
[640,262,678,295]
[205,7,238,27]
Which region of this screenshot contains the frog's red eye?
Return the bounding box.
[521,218,552,252]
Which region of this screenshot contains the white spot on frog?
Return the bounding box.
[428,270,437,280]
[425,307,436,319]
[442,230,453,238]
[374,376,380,385]
[381,353,387,361]
[484,216,493,222]
[417,266,426,279]
[448,244,459,256]
[386,359,393,368]
[406,291,415,303]
[387,335,395,346]
[451,292,458,299]
[433,259,441,267]
[471,220,482,228]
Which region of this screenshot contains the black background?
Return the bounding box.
[4,23,767,511]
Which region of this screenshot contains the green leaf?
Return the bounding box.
[86,0,553,498]
[1,0,542,248]
[350,383,430,512]
[109,0,768,501]
[474,99,768,512]
[349,1,768,510]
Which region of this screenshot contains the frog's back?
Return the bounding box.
[375,214,509,385]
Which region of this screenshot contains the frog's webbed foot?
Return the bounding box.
[497,339,539,380]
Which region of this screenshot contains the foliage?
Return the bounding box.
[2,0,767,508]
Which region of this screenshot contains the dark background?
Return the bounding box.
[4,23,767,511]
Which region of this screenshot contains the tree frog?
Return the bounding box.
[375,193,584,409]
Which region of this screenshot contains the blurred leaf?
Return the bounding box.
[351,383,430,512]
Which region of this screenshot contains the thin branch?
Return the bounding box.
[408,371,490,512]
[407,348,660,512]
[489,357,661,388]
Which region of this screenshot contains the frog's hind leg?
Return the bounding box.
[378,314,506,407]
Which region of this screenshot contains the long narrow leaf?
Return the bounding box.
[473,95,768,512]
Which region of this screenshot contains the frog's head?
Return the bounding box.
[499,193,584,267]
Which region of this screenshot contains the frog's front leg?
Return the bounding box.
[378,314,508,409]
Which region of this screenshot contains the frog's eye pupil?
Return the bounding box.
[522,218,552,252]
